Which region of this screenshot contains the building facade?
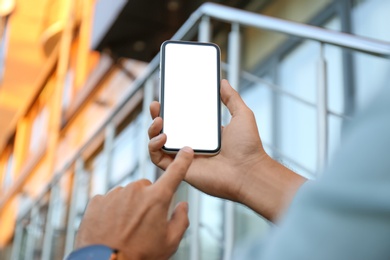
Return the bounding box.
[0,0,389,259]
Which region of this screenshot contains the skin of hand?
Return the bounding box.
[75,147,194,260]
[148,79,306,222]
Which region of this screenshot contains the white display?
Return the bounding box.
[161,41,220,153]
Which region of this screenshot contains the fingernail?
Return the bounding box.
[181,146,193,154]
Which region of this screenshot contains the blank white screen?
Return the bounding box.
[162,42,219,152]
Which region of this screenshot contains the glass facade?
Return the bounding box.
[1,153,13,193]
[1,0,390,259]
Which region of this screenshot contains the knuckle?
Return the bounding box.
[247,108,255,118]
[148,126,156,139]
[128,179,152,190]
[148,139,156,151]
[123,182,139,193]
[89,194,103,206]
[185,217,190,228]
[138,178,153,186]
[149,151,165,168]
[106,186,123,195]
[91,194,103,201]
[148,120,161,139]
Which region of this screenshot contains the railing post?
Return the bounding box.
[317,43,328,174]
[198,15,211,43]
[139,76,155,181]
[41,185,58,260]
[103,123,115,191]
[223,22,241,260]
[10,218,23,260]
[64,158,84,256]
[23,206,38,260]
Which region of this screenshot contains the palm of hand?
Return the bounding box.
[185,106,264,201]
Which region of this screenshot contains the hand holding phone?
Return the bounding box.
[160,40,221,155]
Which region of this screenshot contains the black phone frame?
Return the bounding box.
[159,40,222,155]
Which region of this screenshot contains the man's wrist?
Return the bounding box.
[239,154,306,222]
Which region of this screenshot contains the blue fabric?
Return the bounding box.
[249,86,390,260]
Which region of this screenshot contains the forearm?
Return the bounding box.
[239,154,306,222]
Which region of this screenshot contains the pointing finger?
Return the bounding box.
[155,147,194,197]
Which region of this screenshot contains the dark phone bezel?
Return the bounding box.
[159,40,221,155]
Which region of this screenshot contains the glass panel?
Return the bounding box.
[19,195,50,260]
[73,169,91,242]
[0,16,9,84]
[88,152,107,196]
[173,235,191,260]
[200,194,223,260]
[352,0,390,108]
[62,69,75,111]
[352,0,390,41]
[328,114,343,162]
[276,20,343,176]
[172,182,190,260]
[110,112,143,185]
[17,216,30,260]
[31,200,49,260]
[50,172,73,259]
[1,153,13,192]
[278,42,319,176]
[234,204,270,254]
[279,41,318,105]
[279,94,317,175]
[29,106,49,154]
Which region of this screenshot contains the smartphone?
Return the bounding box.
[159,40,221,155]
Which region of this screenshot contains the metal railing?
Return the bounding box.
[10,2,390,260]
[175,3,390,56]
[105,6,390,259]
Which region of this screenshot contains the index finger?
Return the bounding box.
[155,147,194,196]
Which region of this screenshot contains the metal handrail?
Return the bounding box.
[11,0,390,221]
[174,2,390,57]
[222,63,352,120]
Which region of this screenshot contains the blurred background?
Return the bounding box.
[0,0,389,259]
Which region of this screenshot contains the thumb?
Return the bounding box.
[167,202,190,248]
[220,79,248,116]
